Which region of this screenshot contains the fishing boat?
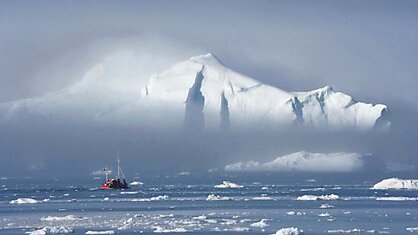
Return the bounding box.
[100,158,129,190]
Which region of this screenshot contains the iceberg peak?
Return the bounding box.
[189,53,224,66]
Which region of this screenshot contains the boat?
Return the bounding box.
[100,158,129,190]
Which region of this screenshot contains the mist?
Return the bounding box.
[0,1,418,177]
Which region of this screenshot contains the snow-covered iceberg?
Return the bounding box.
[0,53,389,132]
[372,178,418,190]
[225,151,365,172]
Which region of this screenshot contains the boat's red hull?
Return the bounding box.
[100,185,111,190]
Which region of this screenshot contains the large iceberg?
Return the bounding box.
[0,53,389,132]
[372,178,418,190]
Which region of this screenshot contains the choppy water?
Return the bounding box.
[1,175,417,234]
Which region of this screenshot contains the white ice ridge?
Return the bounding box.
[85,231,115,235]
[372,178,418,190]
[225,151,365,173]
[0,52,389,132]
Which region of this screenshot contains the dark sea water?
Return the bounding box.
[0,173,417,234]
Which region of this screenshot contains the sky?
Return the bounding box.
[0,0,417,176]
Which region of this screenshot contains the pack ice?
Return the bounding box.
[0,53,389,131]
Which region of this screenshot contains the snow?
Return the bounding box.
[214,181,243,189]
[26,226,73,235]
[0,53,389,132]
[297,194,339,201]
[206,194,231,201]
[271,227,303,235]
[10,198,38,204]
[85,231,115,235]
[225,151,365,172]
[372,178,418,190]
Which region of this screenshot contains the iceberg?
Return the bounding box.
[225,151,365,172]
[0,53,389,132]
[372,178,418,190]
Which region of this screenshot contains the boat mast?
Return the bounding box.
[117,150,121,180]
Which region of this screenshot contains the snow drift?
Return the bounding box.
[0,53,389,132]
[372,178,418,190]
[225,151,366,172]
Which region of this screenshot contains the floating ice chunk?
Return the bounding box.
[318,212,331,217]
[372,178,418,190]
[85,231,115,234]
[40,215,85,221]
[177,171,190,176]
[214,181,243,189]
[376,197,418,201]
[286,211,306,216]
[253,196,273,200]
[406,227,418,232]
[250,219,269,228]
[26,226,73,235]
[132,195,169,201]
[271,227,303,235]
[129,181,143,186]
[206,194,231,201]
[320,204,334,209]
[153,226,190,233]
[262,186,269,190]
[120,191,138,195]
[192,215,207,220]
[10,198,37,204]
[327,228,366,233]
[297,194,339,201]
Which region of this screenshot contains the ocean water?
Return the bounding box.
[1,174,417,234]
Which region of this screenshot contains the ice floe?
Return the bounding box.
[372,178,418,190]
[320,204,334,209]
[85,231,115,234]
[376,196,418,201]
[129,181,143,186]
[153,226,190,233]
[297,194,339,201]
[10,198,38,204]
[206,194,231,201]
[271,227,303,235]
[406,227,418,232]
[40,215,85,221]
[26,226,73,235]
[132,195,169,201]
[250,219,269,228]
[214,181,243,189]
